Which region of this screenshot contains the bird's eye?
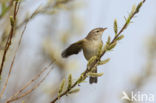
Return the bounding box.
[96,30,99,32]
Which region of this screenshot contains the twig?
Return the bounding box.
[50,0,146,103]
[6,64,54,103]
[0,1,23,98]
[0,0,71,51]
[6,62,53,102]
[0,21,28,98]
[0,1,19,78]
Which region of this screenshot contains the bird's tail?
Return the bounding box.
[89,67,97,84]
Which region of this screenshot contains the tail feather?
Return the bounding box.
[89,67,98,84]
[61,40,83,58]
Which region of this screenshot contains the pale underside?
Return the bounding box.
[82,38,103,60]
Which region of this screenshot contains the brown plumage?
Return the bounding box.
[61,40,83,58]
[61,27,107,84]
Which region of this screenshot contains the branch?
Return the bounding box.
[6,62,53,103]
[0,0,71,51]
[0,0,19,82]
[6,63,54,103]
[0,19,28,98]
[50,0,146,103]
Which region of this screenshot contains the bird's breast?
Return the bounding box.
[82,39,102,60]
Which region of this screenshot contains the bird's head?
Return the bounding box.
[86,27,107,40]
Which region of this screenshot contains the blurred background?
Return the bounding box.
[0,0,156,103]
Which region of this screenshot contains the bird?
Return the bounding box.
[61,27,107,84]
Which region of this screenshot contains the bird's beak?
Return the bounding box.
[102,27,107,32]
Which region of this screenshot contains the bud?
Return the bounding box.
[87,56,97,67]
[114,19,118,35]
[136,2,143,13]
[68,88,80,94]
[10,16,14,26]
[107,42,117,50]
[98,58,110,65]
[87,72,104,77]
[117,35,124,41]
[107,36,111,44]
[67,74,72,89]
[59,79,65,94]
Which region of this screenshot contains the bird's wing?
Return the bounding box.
[61,40,83,58]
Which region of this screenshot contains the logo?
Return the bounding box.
[121,91,155,102]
